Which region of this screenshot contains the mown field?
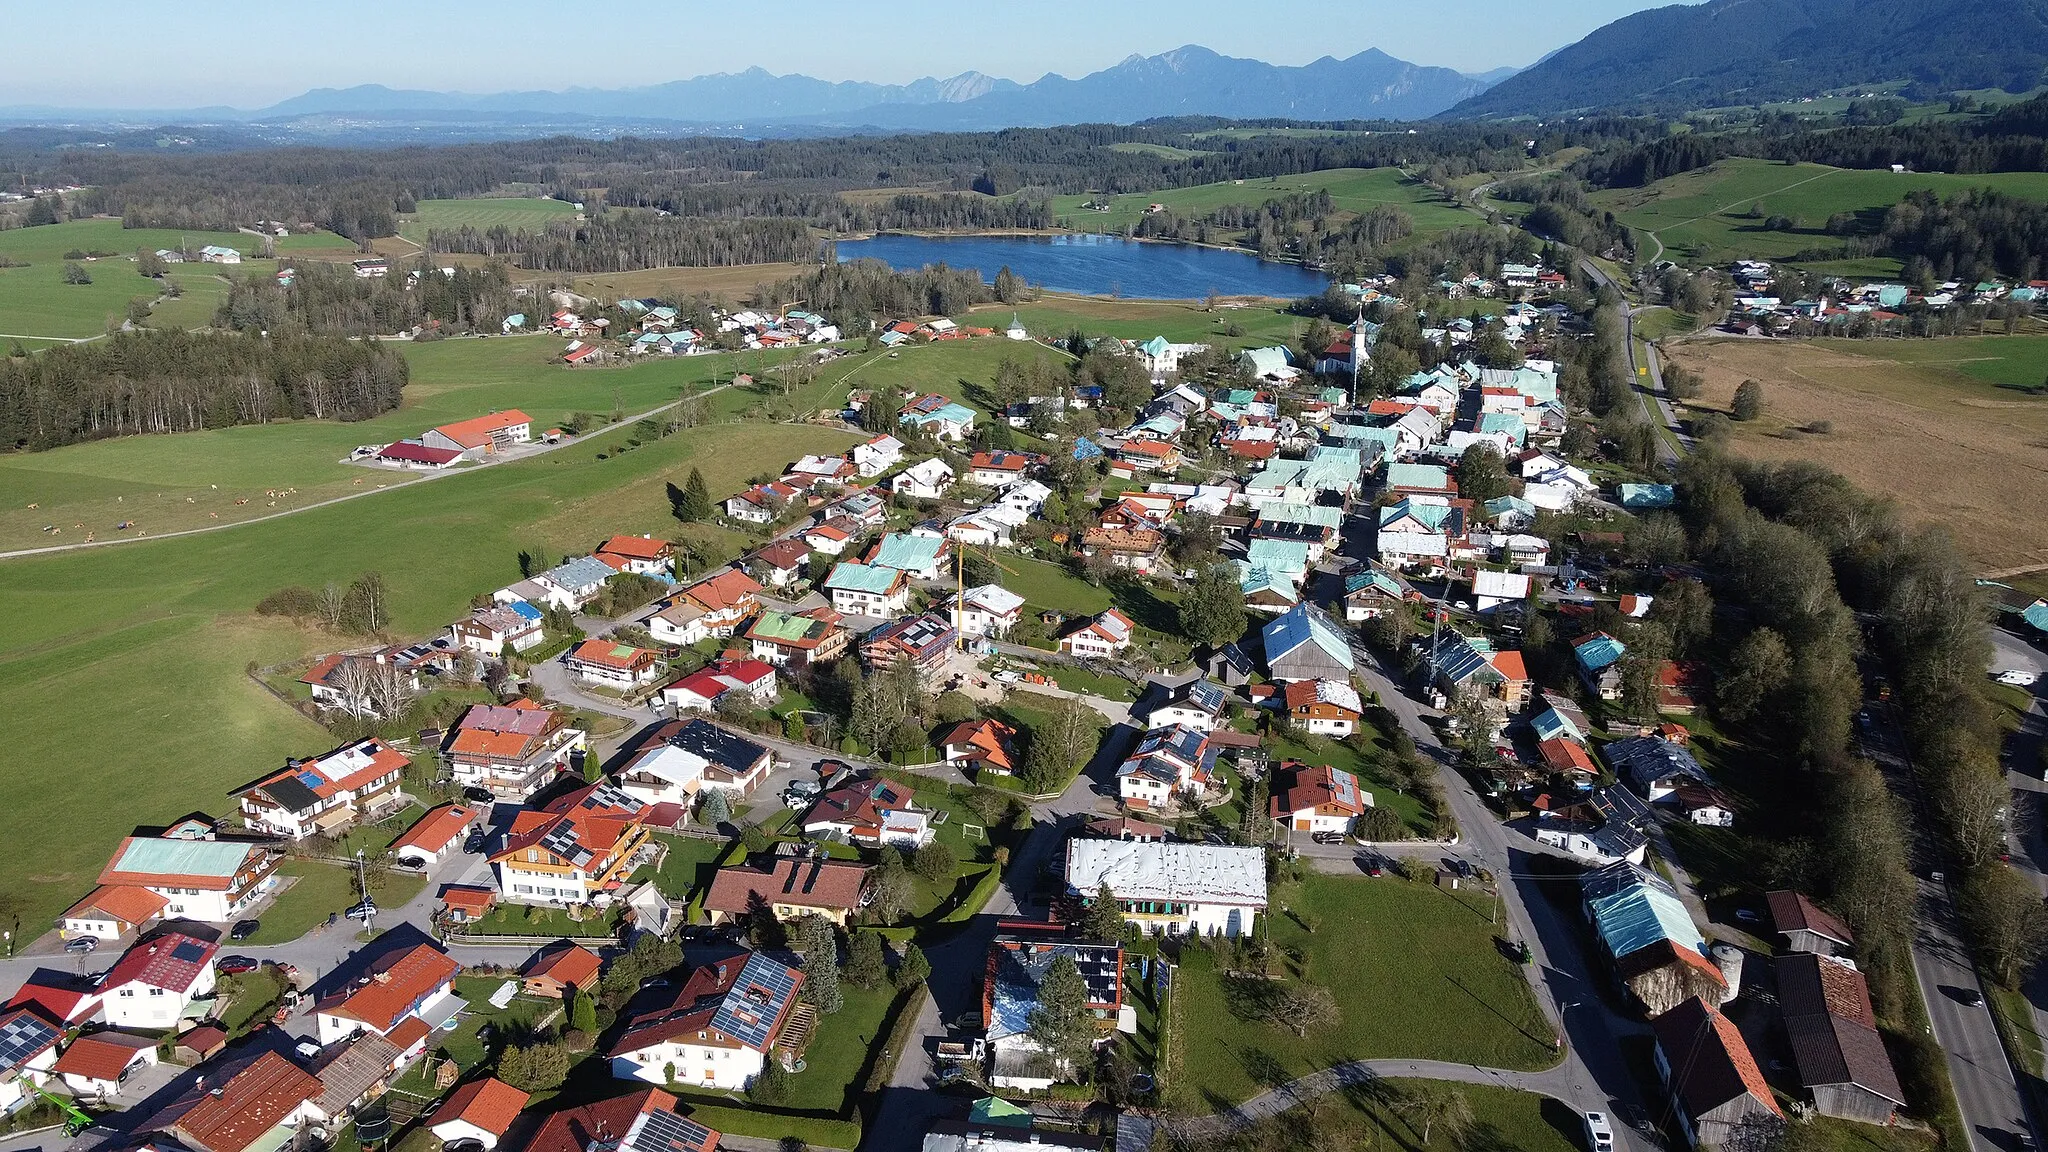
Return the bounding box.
[0,218,354,340]
[401,196,579,243]
[1593,158,2048,269]
[1050,166,1479,237]
[1661,335,2048,572]
[570,263,818,305]
[956,296,1304,348]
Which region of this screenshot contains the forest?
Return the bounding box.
[426,214,819,273]
[214,260,525,337]
[0,329,408,451]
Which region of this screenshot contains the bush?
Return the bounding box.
[911,840,956,881]
[497,1041,571,1091]
[748,1059,790,1104]
[256,585,321,618]
[1357,807,1405,842]
[1731,379,1765,421]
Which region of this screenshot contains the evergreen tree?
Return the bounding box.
[698,789,733,828]
[1027,955,1093,1069]
[1731,379,1765,421]
[793,914,843,1014]
[1080,883,1125,941]
[842,930,886,989]
[569,985,598,1034]
[894,943,931,990]
[676,467,713,521]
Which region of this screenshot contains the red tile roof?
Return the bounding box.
[63,884,168,927]
[1539,737,1597,775]
[171,1051,324,1152]
[319,942,459,1033]
[702,859,869,917]
[390,804,476,857]
[937,718,1018,774]
[103,931,217,994]
[524,943,603,991]
[520,1088,713,1152]
[429,1078,531,1138]
[433,410,533,449]
[598,535,672,561]
[55,1032,156,1081]
[1650,997,1781,1121]
[441,885,496,915]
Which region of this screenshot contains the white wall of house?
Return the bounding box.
[829,587,908,616]
[103,967,214,1030]
[496,864,595,906]
[611,1042,766,1091]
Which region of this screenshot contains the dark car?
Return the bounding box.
[463,829,489,854]
[344,900,377,921]
[462,786,495,805]
[1453,859,1476,879]
[1960,988,1986,1008]
[230,919,260,941]
[64,936,98,955]
[1311,830,1346,845]
[216,956,260,975]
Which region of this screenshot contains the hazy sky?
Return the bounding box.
[7,0,1685,109]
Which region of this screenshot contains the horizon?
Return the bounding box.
[6,0,1684,110]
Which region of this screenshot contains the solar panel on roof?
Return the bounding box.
[0,1013,58,1071]
[171,941,208,963]
[632,1110,713,1152]
[710,954,799,1051]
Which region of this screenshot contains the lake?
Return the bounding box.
[833,232,1329,301]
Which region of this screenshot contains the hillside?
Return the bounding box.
[1450,0,2048,118]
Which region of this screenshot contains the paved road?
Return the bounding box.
[1576,259,1682,468]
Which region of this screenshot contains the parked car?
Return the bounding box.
[295,1040,323,1060]
[1584,1112,1615,1152]
[63,936,97,955]
[1311,830,1345,845]
[1453,859,1475,879]
[462,786,495,804]
[216,956,259,975]
[1995,669,2039,687]
[230,919,260,941]
[1960,988,1986,1008]
[463,830,489,854]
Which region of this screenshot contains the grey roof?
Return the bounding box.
[1262,603,1354,675]
[1605,736,1707,794]
[544,555,616,589]
[665,719,769,775]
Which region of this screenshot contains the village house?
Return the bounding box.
[983,927,1125,1091]
[1136,679,1230,731]
[1117,725,1219,810]
[1058,608,1136,659]
[899,394,978,441]
[595,534,675,577]
[1281,678,1364,736]
[616,719,775,805]
[867,532,950,581]
[234,737,409,840]
[648,568,763,646]
[58,882,169,944]
[1766,891,1855,956]
[1343,567,1408,621]
[519,1088,717,1152]
[420,410,532,461]
[701,858,870,927]
[748,537,813,589]
[442,700,586,799]
[314,939,461,1050]
[1263,603,1355,683]
[850,434,905,477]
[426,1078,530,1151]
[53,1032,158,1101]
[968,450,1036,488]
[800,516,864,556]
[803,776,934,848]
[892,458,957,499]
[449,603,546,657]
[725,480,802,524]
[788,454,857,489]
[564,639,665,690]
[1080,526,1167,574]
[490,783,653,906]
[609,951,810,1093]
[1650,997,1783,1150]
[1583,862,1729,1017]
[938,718,1020,779]
[296,652,421,718]
[166,1051,324,1152]
[98,930,217,1030]
[1573,632,1627,700]
[1065,840,1266,938]
[951,584,1025,639]
[1268,762,1370,836]
[1606,735,1709,802]
[659,657,778,714]
[825,562,912,616]
[746,606,851,669]
[861,613,959,674]
[91,822,282,924]
[521,943,603,999]
[0,1006,59,1114]
[388,804,478,869]
[499,555,616,612]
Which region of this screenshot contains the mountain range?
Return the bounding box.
[0,46,1506,131]
[1450,0,2048,118]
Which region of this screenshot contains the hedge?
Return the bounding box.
[938,866,1003,924]
[863,984,931,1094]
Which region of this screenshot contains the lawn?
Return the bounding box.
[393,974,557,1095]
[571,264,817,307]
[1221,1077,1582,1152]
[1035,662,1138,702]
[1050,167,1481,240]
[403,197,579,243]
[1170,874,1555,1107]
[1592,158,2048,268]
[632,834,733,901]
[243,859,425,945]
[985,553,1112,617]
[457,904,621,939]
[954,296,1304,351]
[665,979,897,1139]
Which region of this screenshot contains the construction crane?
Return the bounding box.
[32,1083,94,1136]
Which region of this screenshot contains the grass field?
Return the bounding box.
[402,197,579,243]
[1593,158,2048,269]
[1171,874,1555,1108]
[243,859,427,944]
[570,263,818,306]
[1105,142,1215,160]
[1662,336,2048,571]
[956,296,1305,350]
[1051,167,1480,238]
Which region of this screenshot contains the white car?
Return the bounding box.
[1994,669,2038,687]
[1584,1111,1615,1152]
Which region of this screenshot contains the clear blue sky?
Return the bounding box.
[9,0,1686,109]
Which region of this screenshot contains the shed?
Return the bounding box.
[174,1024,228,1065]
[1765,890,1854,956]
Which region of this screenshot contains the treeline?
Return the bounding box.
[428,214,817,272]
[1576,92,2048,190]
[1493,178,1636,261]
[1127,190,1420,281]
[753,259,994,332]
[595,182,1055,232]
[0,329,407,450]
[214,260,525,337]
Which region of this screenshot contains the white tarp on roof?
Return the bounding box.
[1065,841,1267,906]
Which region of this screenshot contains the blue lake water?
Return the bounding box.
[834,232,1330,301]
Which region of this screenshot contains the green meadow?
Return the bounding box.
[401,197,579,243]
[1050,166,1480,237]
[1593,158,2048,269]
[1806,333,2048,390]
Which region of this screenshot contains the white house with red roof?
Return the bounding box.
[608,952,807,1091]
[1268,762,1370,835]
[802,777,934,848]
[314,940,462,1050]
[659,658,777,714]
[53,1031,158,1100]
[595,535,675,577]
[427,1078,531,1150]
[100,930,218,1029]
[389,804,479,868]
[233,738,409,840]
[59,884,169,943]
[1058,608,1135,659]
[419,411,532,461]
